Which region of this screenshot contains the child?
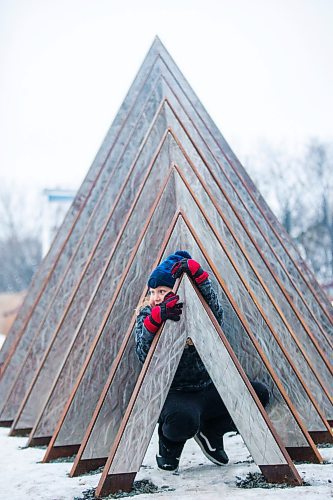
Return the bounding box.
[135,250,269,471]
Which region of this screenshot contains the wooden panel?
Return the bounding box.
[175,191,331,436]
[161,75,333,354]
[0,43,161,373]
[95,276,301,497]
[1,38,325,476]
[81,331,139,461]
[185,279,299,466]
[179,218,325,445]
[156,47,333,325]
[162,92,333,366]
[7,99,169,431]
[33,173,179,448]
[0,55,164,417]
[102,291,187,476]
[51,224,182,448]
[2,39,330,442]
[26,141,174,442]
[158,61,333,344]
[169,145,333,409]
[68,216,321,478]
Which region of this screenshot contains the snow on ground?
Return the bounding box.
[1,332,332,499]
[0,426,332,500]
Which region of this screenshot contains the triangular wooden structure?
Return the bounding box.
[0,37,332,497]
[0,43,167,411]
[42,206,326,472]
[38,162,331,458]
[0,40,163,375]
[95,275,303,495]
[10,137,330,442]
[1,40,332,421]
[1,39,332,430]
[4,124,173,431]
[2,55,332,435]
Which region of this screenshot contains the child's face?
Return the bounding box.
[149,286,173,307]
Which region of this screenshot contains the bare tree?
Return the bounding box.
[296,140,333,280]
[0,182,42,292]
[246,139,333,283]
[245,143,305,236]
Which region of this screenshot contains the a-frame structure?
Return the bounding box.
[95,275,304,495]
[42,166,330,465]
[1,40,331,437]
[0,43,166,416]
[0,37,332,497]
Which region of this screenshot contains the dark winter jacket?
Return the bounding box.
[134,279,224,392]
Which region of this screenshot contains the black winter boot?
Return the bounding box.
[156,424,185,471]
[194,429,229,465]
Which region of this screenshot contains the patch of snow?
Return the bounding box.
[0,427,100,500]
[0,427,332,499]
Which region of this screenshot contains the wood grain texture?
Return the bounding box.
[40,175,179,450]
[4,39,331,424]
[162,94,333,370]
[2,40,330,476]
[156,63,333,351]
[9,98,168,431]
[81,332,139,461]
[29,141,178,443]
[67,222,194,471]
[48,215,185,468]
[0,51,164,417]
[155,45,333,325]
[4,39,330,398]
[27,134,174,441]
[95,276,301,497]
[184,279,296,466]
[178,206,331,437]
[179,218,323,449]
[70,215,321,478]
[160,75,333,354]
[173,157,332,410]
[106,295,187,475]
[0,43,160,372]
[58,181,324,470]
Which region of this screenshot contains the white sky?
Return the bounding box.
[0,0,332,191]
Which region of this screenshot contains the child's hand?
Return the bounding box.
[171,258,209,285]
[143,292,183,334]
[159,292,183,322]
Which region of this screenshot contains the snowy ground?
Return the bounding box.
[0,426,332,500]
[0,333,332,500]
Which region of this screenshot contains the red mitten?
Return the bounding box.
[171,258,209,285]
[144,292,183,334]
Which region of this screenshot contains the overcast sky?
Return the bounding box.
[0,0,332,192]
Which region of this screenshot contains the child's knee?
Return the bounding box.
[162,411,200,441]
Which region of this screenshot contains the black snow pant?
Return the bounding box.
[159,381,269,443]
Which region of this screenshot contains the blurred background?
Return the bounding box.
[0,0,332,335]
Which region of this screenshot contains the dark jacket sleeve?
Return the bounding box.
[197,278,224,327]
[134,305,155,364]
